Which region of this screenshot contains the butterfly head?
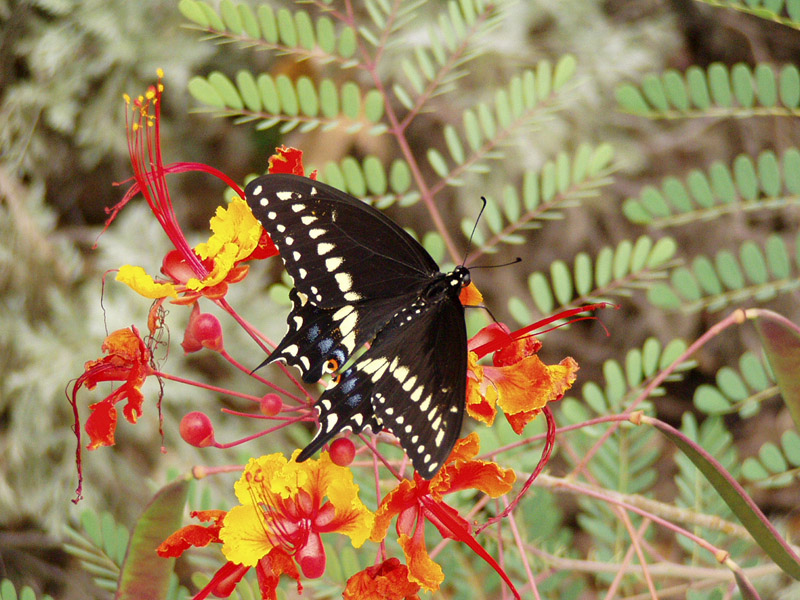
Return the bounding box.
[451,265,471,289]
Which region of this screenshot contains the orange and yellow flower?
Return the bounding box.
[158,509,302,600]
[159,451,374,599]
[467,322,579,433]
[71,327,154,451]
[107,71,277,319]
[370,433,516,592]
[68,326,155,501]
[222,451,374,577]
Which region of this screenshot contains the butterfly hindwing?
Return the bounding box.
[297,273,468,478]
[262,288,423,384]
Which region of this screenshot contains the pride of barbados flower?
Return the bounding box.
[370,433,516,593]
[467,322,579,433]
[110,71,275,314]
[69,327,154,500]
[159,451,374,599]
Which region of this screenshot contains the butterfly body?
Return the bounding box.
[246,174,469,478]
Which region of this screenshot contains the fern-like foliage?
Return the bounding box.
[741,429,800,488]
[426,57,579,190]
[624,148,800,227]
[647,233,800,313]
[462,143,615,257]
[509,235,677,324]
[63,511,126,593]
[557,338,693,579]
[693,349,779,418]
[617,62,800,118]
[188,70,386,133]
[696,0,800,29]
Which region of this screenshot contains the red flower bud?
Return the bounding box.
[329,438,356,467]
[259,393,283,416]
[182,305,224,353]
[180,411,216,447]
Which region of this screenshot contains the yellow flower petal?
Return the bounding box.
[219,504,275,567]
[233,454,298,504]
[189,199,264,291]
[317,453,375,547]
[116,265,178,299]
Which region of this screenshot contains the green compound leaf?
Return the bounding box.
[0,580,54,600]
[617,62,800,118]
[693,350,778,418]
[624,148,800,227]
[461,144,614,256]
[515,235,675,322]
[313,157,417,209]
[190,72,385,134]
[648,234,800,313]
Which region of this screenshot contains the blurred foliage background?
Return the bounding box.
[2,0,800,598]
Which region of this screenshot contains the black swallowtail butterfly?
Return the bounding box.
[246,174,470,479]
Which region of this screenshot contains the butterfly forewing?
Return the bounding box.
[246,174,440,308]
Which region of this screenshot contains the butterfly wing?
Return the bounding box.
[246,174,469,478]
[297,285,467,479]
[246,174,442,383]
[246,174,440,307]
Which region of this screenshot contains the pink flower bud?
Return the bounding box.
[182,304,224,353]
[259,393,283,416]
[180,411,215,447]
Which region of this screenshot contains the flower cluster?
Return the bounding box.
[69,74,590,597]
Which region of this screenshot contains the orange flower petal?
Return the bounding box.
[268,146,306,175]
[466,377,497,426]
[495,355,578,414]
[371,479,419,543]
[399,533,444,592]
[433,458,516,499]
[157,510,227,557]
[459,282,483,306]
[256,548,303,600]
[343,558,421,600]
[447,432,482,463]
[85,400,117,449]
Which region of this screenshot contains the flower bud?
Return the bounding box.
[180,411,216,447]
[259,393,283,416]
[182,304,224,353]
[329,438,356,467]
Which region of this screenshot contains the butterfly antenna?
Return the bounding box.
[462,196,488,266]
